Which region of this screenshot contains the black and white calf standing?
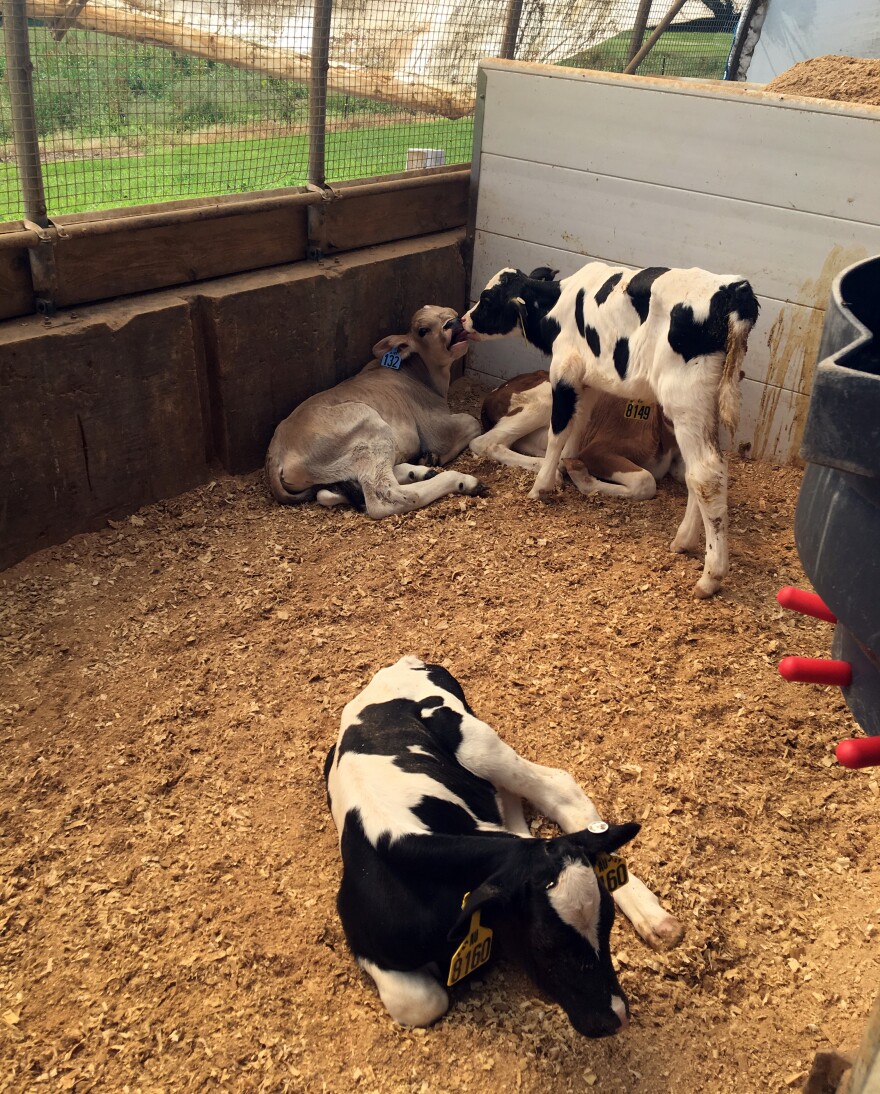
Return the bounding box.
[325,655,684,1036]
[462,264,759,598]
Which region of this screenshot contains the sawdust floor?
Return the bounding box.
[2,377,879,1094]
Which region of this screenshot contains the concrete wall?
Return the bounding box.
[0,231,467,570]
[466,60,880,463]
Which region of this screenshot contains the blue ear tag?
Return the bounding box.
[380,349,402,370]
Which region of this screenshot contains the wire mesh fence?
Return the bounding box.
[1,0,743,224]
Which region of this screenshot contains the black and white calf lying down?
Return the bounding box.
[325,656,683,1036]
[463,263,759,597]
[266,306,484,517]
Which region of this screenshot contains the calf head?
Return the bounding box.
[373,306,470,369]
[462,267,562,346]
[451,821,639,1038]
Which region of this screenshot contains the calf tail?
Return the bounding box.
[719,282,759,436]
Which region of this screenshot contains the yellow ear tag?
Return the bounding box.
[593,852,630,893]
[447,895,493,987]
[624,400,651,421]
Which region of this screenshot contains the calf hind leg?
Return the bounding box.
[362,467,486,518]
[359,959,449,1027]
[673,427,729,598]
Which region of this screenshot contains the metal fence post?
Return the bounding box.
[307,0,334,189]
[626,0,653,66]
[3,0,49,226]
[623,0,687,74]
[3,0,59,312]
[500,0,524,60]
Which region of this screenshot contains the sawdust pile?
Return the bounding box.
[765,55,880,106]
[2,377,879,1093]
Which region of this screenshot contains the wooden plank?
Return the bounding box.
[51,205,309,307]
[471,232,825,396]
[319,176,469,255]
[0,245,34,320]
[474,154,880,309]
[480,66,880,225]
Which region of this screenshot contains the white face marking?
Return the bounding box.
[611,994,629,1029]
[484,267,517,291]
[547,860,602,953]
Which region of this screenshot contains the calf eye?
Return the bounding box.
[545,879,557,890]
[418,327,429,338]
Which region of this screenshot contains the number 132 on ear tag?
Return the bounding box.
[380,349,402,370]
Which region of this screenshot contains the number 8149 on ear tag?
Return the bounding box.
[447,911,493,987]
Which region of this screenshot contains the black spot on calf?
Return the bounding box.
[594,272,623,306]
[668,280,758,362]
[412,796,479,835]
[626,267,669,323]
[551,381,578,435]
[585,326,601,357]
[613,338,630,379]
[575,289,586,338]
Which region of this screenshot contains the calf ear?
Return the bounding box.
[447,877,506,940]
[373,333,414,361]
[568,821,641,858]
[528,266,559,282]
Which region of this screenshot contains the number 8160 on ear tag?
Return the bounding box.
[593,852,629,893]
[447,911,493,987]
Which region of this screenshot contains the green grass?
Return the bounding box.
[561,29,735,79]
[0,118,474,216]
[0,20,732,219]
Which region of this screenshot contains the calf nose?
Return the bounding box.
[611,995,629,1030]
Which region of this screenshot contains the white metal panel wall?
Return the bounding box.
[467,60,880,463]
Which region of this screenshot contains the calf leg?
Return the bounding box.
[530,369,596,499]
[422,413,482,466]
[670,422,729,598]
[470,391,551,471]
[358,959,449,1027]
[454,715,683,950]
[361,467,485,518]
[564,455,657,500]
[393,463,441,483]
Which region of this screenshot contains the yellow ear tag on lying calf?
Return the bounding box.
[593,852,630,893]
[447,895,493,987]
[624,400,651,421]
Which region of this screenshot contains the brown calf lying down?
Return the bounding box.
[266,306,485,518]
[472,371,680,500]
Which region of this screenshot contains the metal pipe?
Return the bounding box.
[500,0,525,60]
[0,168,471,245]
[626,0,653,65]
[307,0,334,187]
[623,0,688,75]
[3,0,49,226]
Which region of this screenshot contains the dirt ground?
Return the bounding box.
[2,376,879,1094]
[765,56,880,106]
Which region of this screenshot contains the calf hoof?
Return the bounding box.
[528,486,556,501]
[642,913,685,952]
[459,476,488,496]
[670,537,698,555]
[694,575,722,599]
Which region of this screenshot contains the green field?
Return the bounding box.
[0,118,474,217]
[562,28,735,79]
[1,22,732,219]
